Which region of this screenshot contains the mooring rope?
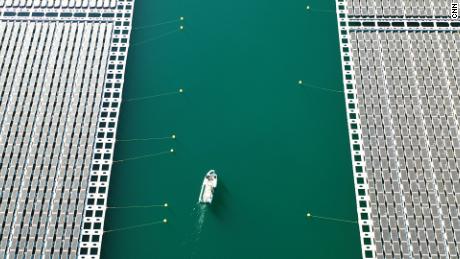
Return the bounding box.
[104,219,167,234]
[117,134,176,142]
[112,149,174,163]
[298,80,344,93]
[107,203,168,209]
[123,89,183,103]
[133,18,181,31]
[133,29,180,47]
[306,212,358,224]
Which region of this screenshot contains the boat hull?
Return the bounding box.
[198,170,218,204]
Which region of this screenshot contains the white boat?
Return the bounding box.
[198,170,218,204]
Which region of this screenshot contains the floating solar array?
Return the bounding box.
[337,1,460,258]
[0,0,134,258]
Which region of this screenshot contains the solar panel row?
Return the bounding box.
[0,0,116,9]
[346,0,452,17]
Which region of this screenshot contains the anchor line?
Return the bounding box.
[113,150,172,163]
[117,136,173,142]
[107,204,166,209]
[104,220,164,233]
[300,82,344,93]
[123,90,182,102]
[133,29,180,47]
[133,19,180,30]
[307,214,358,224]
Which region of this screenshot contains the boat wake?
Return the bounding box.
[189,203,207,258]
[196,204,207,232]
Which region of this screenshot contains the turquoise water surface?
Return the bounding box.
[102,0,361,258]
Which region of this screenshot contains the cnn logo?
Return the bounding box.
[453,2,459,19]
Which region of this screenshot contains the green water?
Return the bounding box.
[102,0,361,258]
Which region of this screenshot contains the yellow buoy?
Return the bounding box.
[180,25,184,30]
[170,148,175,153]
[179,88,184,93]
[306,212,312,217]
[298,80,303,85]
[171,134,176,139]
[163,219,168,224]
[164,203,169,207]
[180,16,184,21]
